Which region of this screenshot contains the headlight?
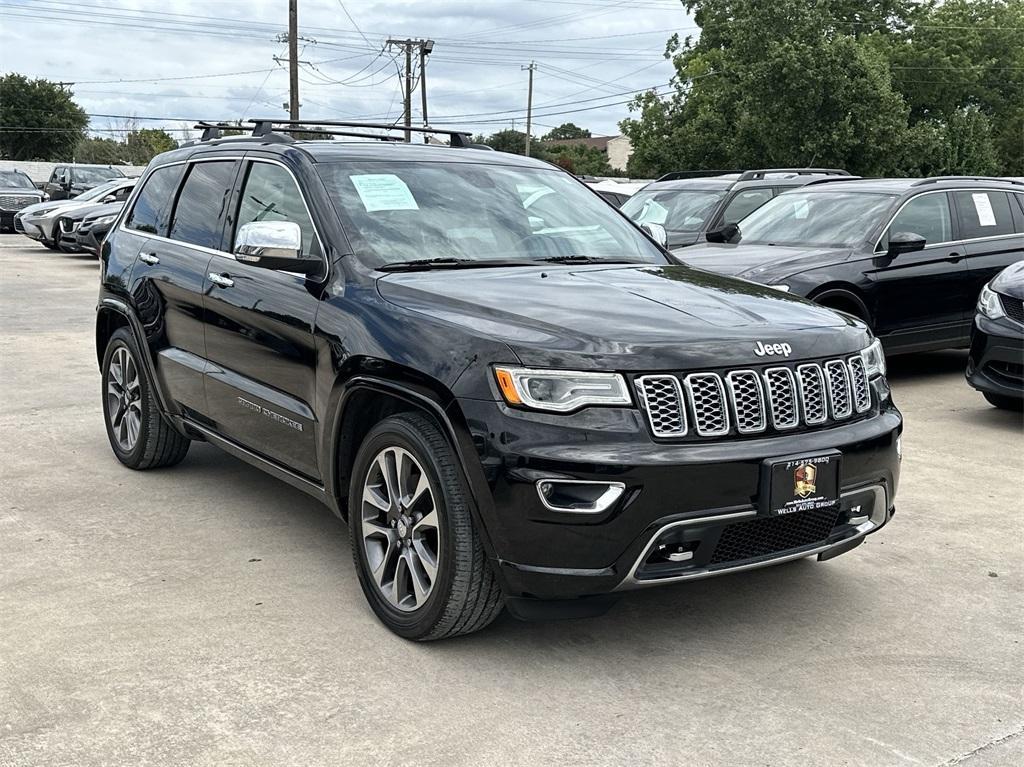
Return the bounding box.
[32,206,59,217]
[860,338,886,378]
[41,193,50,201]
[977,283,1005,320]
[90,215,117,226]
[494,367,631,412]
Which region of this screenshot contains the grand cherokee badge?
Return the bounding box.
[794,463,817,498]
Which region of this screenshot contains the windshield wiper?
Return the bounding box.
[378,257,534,272]
[533,255,644,265]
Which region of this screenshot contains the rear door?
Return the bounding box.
[202,158,325,480]
[125,158,239,419]
[952,189,1024,307]
[868,190,968,346]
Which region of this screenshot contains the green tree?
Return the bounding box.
[75,137,128,165]
[125,128,177,164]
[0,74,89,160]
[541,123,592,141]
[544,143,617,176]
[477,129,530,154]
[621,1,912,178]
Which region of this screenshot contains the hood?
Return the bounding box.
[82,201,124,221]
[673,242,851,281]
[20,198,89,217]
[65,201,123,223]
[377,264,869,370]
[992,260,1024,300]
[0,186,43,198]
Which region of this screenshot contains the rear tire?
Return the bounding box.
[983,392,1023,411]
[101,328,190,469]
[348,412,503,640]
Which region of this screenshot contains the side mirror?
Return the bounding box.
[102,194,117,203]
[887,231,926,257]
[234,220,320,273]
[706,222,739,243]
[640,222,668,248]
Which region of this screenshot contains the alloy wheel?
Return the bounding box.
[360,446,441,612]
[106,346,142,452]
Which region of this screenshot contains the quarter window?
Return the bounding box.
[952,191,1014,239]
[233,162,321,259]
[125,164,185,236]
[168,161,237,249]
[880,193,952,250]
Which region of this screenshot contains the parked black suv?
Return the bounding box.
[620,168,851,249]
[679,177,1024,354]
[967,262,1024,409]
[44,164,126,200]
[96,120,901,640]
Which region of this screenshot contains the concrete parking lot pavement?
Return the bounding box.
[1,235,1021,767]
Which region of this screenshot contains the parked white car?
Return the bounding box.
[15,179,136,250]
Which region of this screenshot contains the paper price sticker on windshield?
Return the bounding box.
[971,193,997,227]
[350,174,419,212]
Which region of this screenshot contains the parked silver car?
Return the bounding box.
[15,178,136,249]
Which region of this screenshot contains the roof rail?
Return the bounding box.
[736,168,851,181]
[656,170,740,182]
[247,118,474,146]
[911,175,1024,187]
[801,176,864,187]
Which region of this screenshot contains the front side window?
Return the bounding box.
[621,189,726,233]
[125,165,185,236]
[879,193,953,250]
[736,191,897,248]
[720,188,774,225]
[317,161,667,267]
[953,191,1014,239]
[168,161,237,249]
[233,162,321,259]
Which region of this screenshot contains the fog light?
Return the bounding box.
[535,480,625,514]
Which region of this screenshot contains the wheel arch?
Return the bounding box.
[808,283,873,327]
[95,298,173,416]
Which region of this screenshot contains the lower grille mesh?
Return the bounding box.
[709,506,841,565]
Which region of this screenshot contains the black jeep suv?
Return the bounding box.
[96,120,902,640]
[678,177,1024,354]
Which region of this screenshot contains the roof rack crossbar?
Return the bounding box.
[247,118,473,146]
[268,127,405,142]
[736,168,851,181]
[911,175,1023,187]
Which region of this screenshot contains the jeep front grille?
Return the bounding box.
[635,356,872,440]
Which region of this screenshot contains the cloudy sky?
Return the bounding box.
[1,0,695,142]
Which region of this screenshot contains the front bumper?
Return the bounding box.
[18,214,55,243]
[966,315,1023,399]
[458,378,901,600]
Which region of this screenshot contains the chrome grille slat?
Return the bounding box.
[763,367,799,430]
[847,356,871,413]
[636,356,873,440]
[825,360,853,419]
[0,194,39,211]
[725,370,766,434]
[796,364,828,425]
[635,375,687,437]
[684,373,729,437]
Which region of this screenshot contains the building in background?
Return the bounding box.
[540,135,633,172]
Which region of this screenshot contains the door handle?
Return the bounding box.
[139,252,159,265]
[208,272,234,288]
[945,252,963,263]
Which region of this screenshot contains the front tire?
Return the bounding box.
[349,412,503,640]
[983,392,1023,411]
[101,328,190,469]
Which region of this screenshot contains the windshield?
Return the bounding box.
[620,189,726,233]
[76,167,124,185]
[75,180,126,201]
[0,171,34,189]
[316,161,668,267]
[735,191,897,248]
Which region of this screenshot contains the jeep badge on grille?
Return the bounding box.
[753,341,793,357]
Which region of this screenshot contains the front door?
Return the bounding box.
[867,191,968,347]
[202,159,325,481]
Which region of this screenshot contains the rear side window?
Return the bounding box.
[879,192,953,250]
[953,191,1014,239]
[168,161,238,249]
[125,164,185,236]
[721,189,773,224]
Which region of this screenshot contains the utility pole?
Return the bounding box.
[387,39,434,143]
[522,61,537,156]
[288,0,299,120]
